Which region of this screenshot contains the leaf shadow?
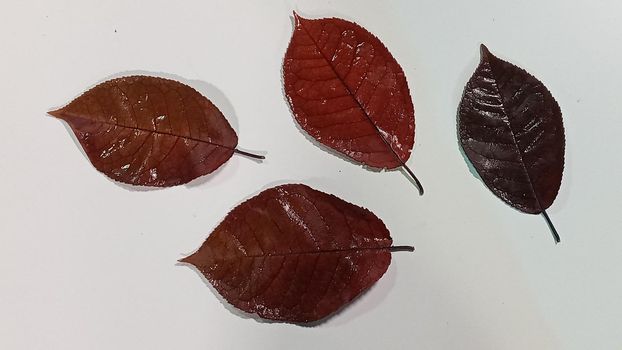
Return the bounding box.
[455,122,483,181]
[177,178,397,327]
[454,55,484,182]
[47,70,256,191]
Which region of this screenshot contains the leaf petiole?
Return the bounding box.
[389,245,415,252]
[401,164,424,195]
[542,210,561,244]
[234,149,265,160]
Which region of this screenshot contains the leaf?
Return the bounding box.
[283,13,423,194]
[458,45,565,243]
[180,184,413,323]
[49,75,263,187]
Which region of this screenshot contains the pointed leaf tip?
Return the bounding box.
[178,255,194,265]
[292,11,304,25]
[480,44,492,59]
[47,108,63,119]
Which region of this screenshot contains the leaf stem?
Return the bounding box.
[389,245,415,252]
[542,209,560,244]
[234,149,265,160]
[402,164,424,195]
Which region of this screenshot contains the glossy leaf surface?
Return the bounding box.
[283,14,422,193]
[458,45,565,240]
[49,76,244,187]
[181,184,403,323]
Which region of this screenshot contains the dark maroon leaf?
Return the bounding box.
[180,184,413,323]
[49,76,263,187]
[458,45,565,242]
[283,13,423,194]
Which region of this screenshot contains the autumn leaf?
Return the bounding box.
[180,184,413,323]
[49,76,263,187]
[458,45,565,243]
[283,13,423,194]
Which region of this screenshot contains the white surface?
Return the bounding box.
[1,0,621,349]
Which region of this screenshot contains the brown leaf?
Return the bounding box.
[283,13,423,194]
[180,184,412,323]
[458,45,565,242]
[49,76,262,187]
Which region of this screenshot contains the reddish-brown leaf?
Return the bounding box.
[180,184,412,323]
[458,45,565,242]
[283,13,423,194]
[49,76,262,187]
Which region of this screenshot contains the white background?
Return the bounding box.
[1,0,621,349]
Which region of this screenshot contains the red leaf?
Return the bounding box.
[458,45,565,242]
[283,13,423,194]
[180,184,413,323]
[49,76,263,187]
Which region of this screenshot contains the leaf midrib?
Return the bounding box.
[297,19,408,167]
[223,245,392,259]
[60,111,237,152]
[484,60,544,212]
